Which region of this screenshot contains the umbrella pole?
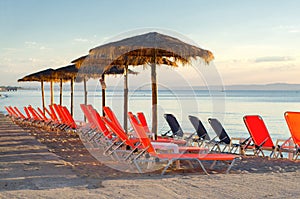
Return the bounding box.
[101,74,106,116]
[83,78,87,122]
[70,78,74,116]
[59,79,63,105]
[124,65,128,133]
[50,81,54,105]
[41,81,45,114]
[151,60,158,140]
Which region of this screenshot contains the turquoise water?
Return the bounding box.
[1,89,300,140]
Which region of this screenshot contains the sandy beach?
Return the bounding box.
[1,113,300,199]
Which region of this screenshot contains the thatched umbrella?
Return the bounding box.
[79,32,214,139]
[52,64,80,116]
[18,68,58,112]
[72,55,138,122]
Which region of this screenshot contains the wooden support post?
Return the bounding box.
[41,81,45,113]
[59,79,63,105]
[70,78,74,116]
[124,65,128,133]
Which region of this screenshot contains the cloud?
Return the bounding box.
[254,56,294,63]
[74,38,89,42]
[24,41,50,50]
[273,25,300,34]
[25,41,37,45]
[289,29,300,33]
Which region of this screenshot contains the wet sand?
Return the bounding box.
[0,114,300,198]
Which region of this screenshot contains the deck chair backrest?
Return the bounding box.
[4,106,13,116]
[48,105,59,122]
[188,115,211,140]
[284,111,300,146]
[23,107,32,119]
[208,118,231,144]
[37,107,48,121]
[80,104,96,128]
[13,107,26,119]
[102,116,135,148]
[163,114,184,137]
[88,106,112,139]
[28,106,42,120]
[243,115,274,148]
[137,112,151,134]
[10,106,20,117]
[103,106,124,131]
[53,104,67,123]
[128,112,155,154]
[62,106,76,129]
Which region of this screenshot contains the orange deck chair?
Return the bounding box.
[243,115,287,157]
[128,112,240,175]
[284,111,300,160]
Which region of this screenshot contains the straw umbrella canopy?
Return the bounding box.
[72,55,138,121]
[79,32,214,139]
[18,68,59,112]
[52,64,81,116]
[54,63,136,117]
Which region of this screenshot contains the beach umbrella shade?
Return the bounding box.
[53,64,81,116]
[79,32,214,139]
[18,68,59,112]
[72,55,138,124]
[53,63,114,118]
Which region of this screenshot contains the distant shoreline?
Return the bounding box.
[2,83,300,92]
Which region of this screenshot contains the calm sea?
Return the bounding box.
[1,89,300,140]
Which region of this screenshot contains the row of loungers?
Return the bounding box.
[164,112,300,160]
[79,105,240,175]
[4,104,79,133]
[4,104,300,175]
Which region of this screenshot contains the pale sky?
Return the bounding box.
[0,0,299,87]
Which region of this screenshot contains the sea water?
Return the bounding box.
[1,89,299,140]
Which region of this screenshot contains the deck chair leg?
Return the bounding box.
[161,160,174,175]
[110,150,121,161]
[293,152,299,160]
[210,160,217,170]
[269,150,274,158]
[133,159,143,174]
[225,158,237,174]
[187,160,193,168]
[196,159,209,175]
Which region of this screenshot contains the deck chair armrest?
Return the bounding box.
[231,137,243,141]
[275,137,294,149]
[134,146,150,161]
[184,132,196,140]
[208,136,218,144]
[161,130,173,137]
[219,136,229,143]
[255,137,269,149]
[197,133,207,140]
[231,137,251,145]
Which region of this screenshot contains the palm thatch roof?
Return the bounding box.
[71,55,138,76]
[18,68,58,82]
[80,32,214,74]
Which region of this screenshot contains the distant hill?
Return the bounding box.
[177,83,300,91]
[223,83,300,91]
